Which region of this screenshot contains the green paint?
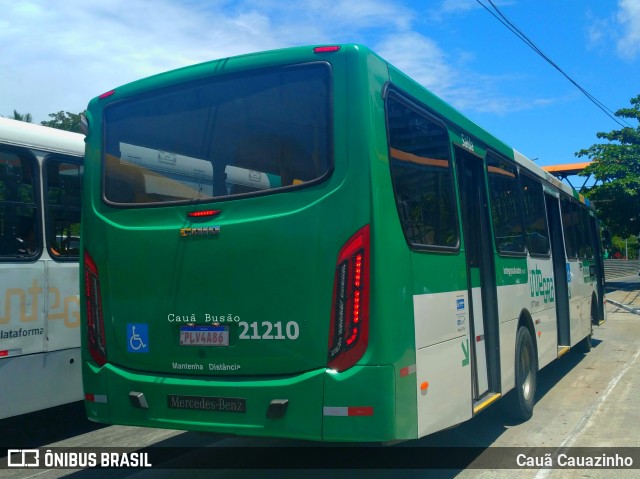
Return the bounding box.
[461,339,470,367]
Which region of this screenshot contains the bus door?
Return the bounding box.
[454,147,500,406]
[545,193,571,352]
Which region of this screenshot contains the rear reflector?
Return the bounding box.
[85,393,108,404]
[323,406,374,417]
[400,364,416,377]
[0,349,21,357]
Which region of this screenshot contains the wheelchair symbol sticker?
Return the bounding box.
[127,323,149,353]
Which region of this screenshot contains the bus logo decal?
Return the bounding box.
[529,264,555,304]
[179,226,220,237]
[127,324,149,352]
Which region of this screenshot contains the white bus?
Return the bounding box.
[0,117,84,418]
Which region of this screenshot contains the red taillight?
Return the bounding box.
[187,209,221,218]
[313,46,341,53]
[328,225,370,372]
[84,250,107,366]
[98,90,115,99]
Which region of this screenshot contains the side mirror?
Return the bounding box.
[80,112,89,136]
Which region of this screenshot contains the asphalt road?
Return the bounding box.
[2,275,639,479]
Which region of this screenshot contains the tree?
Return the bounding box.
[6,110,33,122]
[40,111,83,133]
[577,95,640,237]
[611,234,638,260]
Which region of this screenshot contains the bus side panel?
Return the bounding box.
[1,349,82,418]
[44,261,81,351]
[0,263,46,356]
[493,257,529,394]
[414,291,472,437]
[5,260,84,419]
[0,261,80,418]
[369,209,419,441]
[527,257,558,370]
[322,365,396,441]
[363,49,420,440]
[573,260,596,342]
[568,260,590,347]
[499,317,518,394]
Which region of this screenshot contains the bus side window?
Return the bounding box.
[561,197,577,258]
[486,154,525,255]
[578,207,593,259]
[0,150,39,258]
[45,157,82,259]
[521,174,550,256]
[15,215,37,255]
[386,94,458,250]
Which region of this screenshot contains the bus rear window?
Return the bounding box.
[103,63,331,205]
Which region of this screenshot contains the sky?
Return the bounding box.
[1,0,639,169]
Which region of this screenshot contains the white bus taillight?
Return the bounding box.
[328,225,370,372]
[84,250,107,366]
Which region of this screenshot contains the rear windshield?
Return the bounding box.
[103,63,332,205]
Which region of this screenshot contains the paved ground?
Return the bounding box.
[453,275,640,479]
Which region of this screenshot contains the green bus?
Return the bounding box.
[81,44,606,442]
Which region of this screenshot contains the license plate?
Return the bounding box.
[179,325,229,346]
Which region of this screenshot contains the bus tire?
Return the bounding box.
[580,302,596,353]
[579,331,592,353]
[505,325,537,422]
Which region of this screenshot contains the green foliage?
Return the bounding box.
[40,111,83,133]
[3,110,33,122]
[609,235,639,260]
[577,95,640,237]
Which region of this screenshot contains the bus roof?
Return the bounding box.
[0,117,85,157]
[88,42,589,208]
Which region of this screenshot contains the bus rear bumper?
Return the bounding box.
[83,362,401,442]
[84,362,325,440]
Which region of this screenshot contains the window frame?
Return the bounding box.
[486,151,527,258]
[101,62,335,208]
[384,88,460,253]
[560,195,579,260]
[520,171,551,258]
[0,145,42,262]
[577,203,594,259]
[43,154,83,262]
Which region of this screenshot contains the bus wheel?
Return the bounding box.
[580,304,596,353]
[579,331,593,353]
[505,326,537,422]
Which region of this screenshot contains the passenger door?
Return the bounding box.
[454,147,500,405]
